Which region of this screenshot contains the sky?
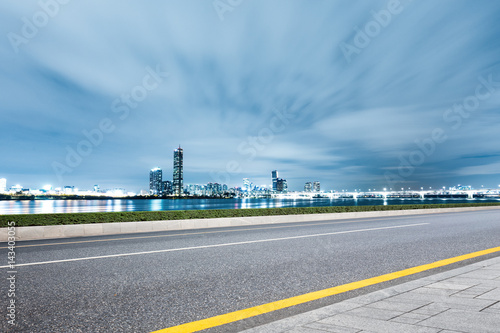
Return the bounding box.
[1,0,500,192]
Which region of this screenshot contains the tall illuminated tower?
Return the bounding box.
[271,170,278,191]
[149,168,162,195]
[173,146,183,196]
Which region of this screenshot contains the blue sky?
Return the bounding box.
[1,0,500,192]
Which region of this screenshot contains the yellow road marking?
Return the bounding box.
[1,215,424,249]
[151,245,500,333]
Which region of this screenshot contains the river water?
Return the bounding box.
[0,197,499,215]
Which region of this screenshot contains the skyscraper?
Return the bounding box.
[243,178,253,192]
[304,182,312,192]
[149,168,162,195]
[313,181,321,192]
[271,170,278,191]
[276,178,288,193]
[162,180,172,195]
[173,146,183,196]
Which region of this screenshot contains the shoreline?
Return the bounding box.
[1,202,500,228]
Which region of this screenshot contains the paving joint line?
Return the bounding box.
[479,300,500,312]
[449,284,480,297]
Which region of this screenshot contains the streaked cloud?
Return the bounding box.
[0,0,499,191]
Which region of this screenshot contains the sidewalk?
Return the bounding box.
[242,256,500,333]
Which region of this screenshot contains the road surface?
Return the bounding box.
[1,208,500,332]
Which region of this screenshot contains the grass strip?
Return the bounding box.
[1,202,500,227]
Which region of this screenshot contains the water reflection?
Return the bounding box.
[40,200,55,214]
[0,197,498,215]
[150,199,162,212]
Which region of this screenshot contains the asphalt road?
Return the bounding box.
[1,209,500,332]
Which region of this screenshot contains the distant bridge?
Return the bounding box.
[271,189,500,200]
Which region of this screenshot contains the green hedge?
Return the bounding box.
[1,202,499,227]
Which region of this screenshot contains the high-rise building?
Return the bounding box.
[0,178,6,193]
[271,170,278,191]
[149,167,163,195]
[173,146,183,196]
[304,182,312,192]
[162,181,172,195]
[243,178,254,192]
[313,181,321,192]
[276,178,288,193]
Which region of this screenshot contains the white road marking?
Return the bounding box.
[0,223,429,268]
[0,215,420,249]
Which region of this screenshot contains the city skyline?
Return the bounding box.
[1,1,499,192]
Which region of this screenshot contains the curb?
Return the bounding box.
[1,206,499,242]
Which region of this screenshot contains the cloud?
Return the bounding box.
[1,0,500,191]
[456,162,500,176]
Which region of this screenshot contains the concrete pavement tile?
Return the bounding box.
[412,287,462,297]
[285,327,333,333]
[390,312,430,325]
[344,307,404,320]
[411,303,450,316]
[349,289,399,305]
[451,285,496,299]
[467,258,500,269]
[458,269,500,280]
[421,266,478,282]
[484,301,500,310]
[388,292,496,311]
[446,277,500,289]
[307,300,365,316]
[365,299,430,312]
[418,308,500,332]
[242,322,297,333]
[303,322,361,333]
[386,279,435,294]
[485,263,500,270]
[481,308,500,314]
[481,300,500,314]
[240,301,364,333]
[319,314,440,333]
[476,288,500,301]
[426,282,475,291]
